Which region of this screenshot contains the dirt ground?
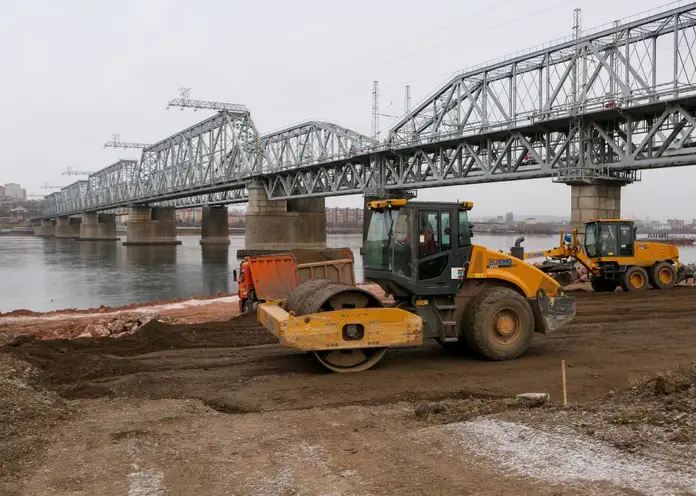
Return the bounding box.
[2,287,696,495]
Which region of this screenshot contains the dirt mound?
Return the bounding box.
[0,353,71,484]
[2,312,277,390]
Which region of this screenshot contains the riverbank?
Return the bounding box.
[0,283,390,341]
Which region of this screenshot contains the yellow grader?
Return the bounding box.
[254,199,577,372]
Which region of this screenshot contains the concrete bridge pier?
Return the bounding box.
[34,219,55,237]
[200,206,230,245]
[244,181,326,251]
[55,216,81,239]
[124,206,181,246]
[80,212,118,241]
[570,181,623,233]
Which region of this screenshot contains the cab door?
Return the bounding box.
[416,208,453,286]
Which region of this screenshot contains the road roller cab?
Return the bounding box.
[362,199,576,353]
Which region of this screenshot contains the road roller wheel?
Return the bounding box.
[285,278,388,373]
[462,286,533,361]
[312,348,387,373]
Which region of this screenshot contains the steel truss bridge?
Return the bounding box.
[42,2,696,218]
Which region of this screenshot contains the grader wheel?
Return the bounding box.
[285,278,387,373]
[620,266,649,292]
[590,277,618,293]
[462,286,534,361]
[649,262,677,289]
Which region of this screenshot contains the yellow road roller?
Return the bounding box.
[257,199,576,372]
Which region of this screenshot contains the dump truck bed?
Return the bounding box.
[244,248,356,302]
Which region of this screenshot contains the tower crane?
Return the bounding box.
[166,87,248,113]
[104,134,152,149]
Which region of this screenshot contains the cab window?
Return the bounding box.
[618,224,634,256]
[419,211,440,258]
[458,210,471,247]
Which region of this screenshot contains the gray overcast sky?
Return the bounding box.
[1,0,692,220]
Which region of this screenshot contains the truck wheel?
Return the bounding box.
[649,262,677,289]
[463,287,534,361]
[590,277,618,293]
[620,266,649,292]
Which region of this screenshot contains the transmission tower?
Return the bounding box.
[166,87,249,113]
[62,166,93,176]
[371,81,380,140]
[40,182,63,189]
[104,134,152,149]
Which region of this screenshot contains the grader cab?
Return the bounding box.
[526,218,689,292]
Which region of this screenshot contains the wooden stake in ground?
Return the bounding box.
[561,359,568,406]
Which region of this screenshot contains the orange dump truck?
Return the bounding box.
[233,248,356,313]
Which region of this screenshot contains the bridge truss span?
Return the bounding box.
[388,3,696,145]
[259,120,375,173]
[136,109,259,200]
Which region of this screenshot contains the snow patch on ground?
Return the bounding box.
[243,440,363,496]
[439,418,696,496]
[127,464,165,496]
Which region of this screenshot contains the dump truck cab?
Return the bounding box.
[363,199,575,354]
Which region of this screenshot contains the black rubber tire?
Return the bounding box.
[620,266,650,292]
[462,287,534,361]
[590,277,618,293]
[649,262,677,289]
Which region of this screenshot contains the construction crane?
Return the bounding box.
[103,134,152,149]
[166,87,248,113]
[62,166,93,176]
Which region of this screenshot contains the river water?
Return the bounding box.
[1,233,695,313]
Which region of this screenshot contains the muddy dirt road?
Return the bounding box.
[3,287,696,495]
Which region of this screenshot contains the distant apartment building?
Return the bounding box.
[0,185,5,200]
[668,218,685,231]
[505,212,514,225]
[3,183,26,201]
[326,207,364,229]
[176,207,203,224]
[524,217,537,225]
